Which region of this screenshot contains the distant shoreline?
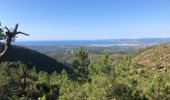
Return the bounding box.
[14,38,170,47]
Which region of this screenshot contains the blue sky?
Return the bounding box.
[0,0,170,41]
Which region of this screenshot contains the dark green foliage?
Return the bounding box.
[89,52,113,75]
[145,72,170,100]
[1,45,68,73]
[72,47,90,83]
[0,47,169,99]
[0,62,61,99]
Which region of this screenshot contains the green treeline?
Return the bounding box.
[0,47,169,100]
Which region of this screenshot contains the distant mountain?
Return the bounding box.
[1,45,69,73]
[132,42,170,71]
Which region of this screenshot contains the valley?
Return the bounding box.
[15,38,170,64]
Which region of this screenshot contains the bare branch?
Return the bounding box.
[15,32,29,36]
[0,23,28,60]
[13,23,19,33]
[5,26,10,32]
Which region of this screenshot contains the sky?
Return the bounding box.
[0,0,170,41]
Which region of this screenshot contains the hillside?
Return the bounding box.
[1,45,68,73]
[0,43,169,99]
[132,42,170,70]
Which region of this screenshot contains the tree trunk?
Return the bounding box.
[0,24,28,60]
[0,36,12,60]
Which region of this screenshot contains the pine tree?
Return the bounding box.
[145,71,170,100]
[72,47,90,83]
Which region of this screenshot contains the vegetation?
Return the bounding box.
[0,46,169,99]
[72,47,90,83]
[132,42,170,70]
[1,45,66,73]
[0,23,169,99]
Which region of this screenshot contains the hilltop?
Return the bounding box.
[132,42,170,70]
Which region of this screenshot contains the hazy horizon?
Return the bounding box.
[14,37,170,42]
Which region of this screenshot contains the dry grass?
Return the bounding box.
[132,42,170,70]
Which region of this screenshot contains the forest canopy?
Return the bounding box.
[0,46,169,100]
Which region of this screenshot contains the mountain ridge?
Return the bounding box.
[1,45,68,73]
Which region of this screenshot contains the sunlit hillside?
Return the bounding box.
[132,42,170,71]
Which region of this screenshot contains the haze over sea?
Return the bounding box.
[15,38,170,47]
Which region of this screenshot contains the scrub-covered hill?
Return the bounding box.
[132,42,170,71]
